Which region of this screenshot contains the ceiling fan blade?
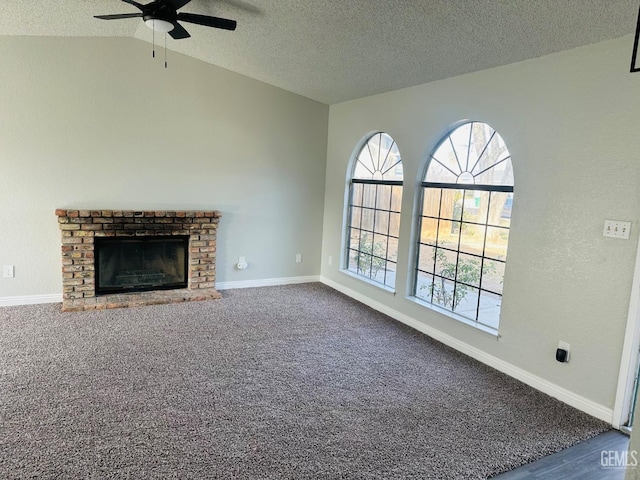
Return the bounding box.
[94,13,144,20]
[166,0,192,9]
[119,0,146,9]
[177,12,237,31]
[169,22,191,39]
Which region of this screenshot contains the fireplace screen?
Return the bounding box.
[95,236,188,295]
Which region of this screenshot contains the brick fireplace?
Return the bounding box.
[55,209,222,312]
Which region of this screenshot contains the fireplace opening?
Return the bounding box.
[95,236,188,295]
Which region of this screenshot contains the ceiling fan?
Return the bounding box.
[95,0,237,40]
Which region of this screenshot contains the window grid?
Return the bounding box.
[415,186,512,328]
[414,121,514,331]
[347,180,402,288]
[345,132,403,289]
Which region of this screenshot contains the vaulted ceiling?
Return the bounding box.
[2,0,638,104]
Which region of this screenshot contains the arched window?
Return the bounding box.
[414,122,514,332]
[345,132,403,288]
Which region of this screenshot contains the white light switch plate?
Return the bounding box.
[603,220,631,239]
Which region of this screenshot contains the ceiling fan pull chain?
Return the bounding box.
[152,20,155,58]
[165,33,168,69]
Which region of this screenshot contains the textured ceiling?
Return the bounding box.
[1,0,638,104]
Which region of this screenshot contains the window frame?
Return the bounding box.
[342,132,403,290]
[411,122,514,334]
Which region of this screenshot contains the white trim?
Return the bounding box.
[339,268,396,294]
[405,295,499,337]
[613,231,640,429]
[0,276,321,306]
[216,275,320,291]
[0,294,62,306]
[320,275,614,424]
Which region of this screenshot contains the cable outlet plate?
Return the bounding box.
[558,340,570,362]
[603,220,631,239]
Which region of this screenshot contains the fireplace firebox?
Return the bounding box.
[95,236,188,295]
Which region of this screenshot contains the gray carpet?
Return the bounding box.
[0,283,609,479]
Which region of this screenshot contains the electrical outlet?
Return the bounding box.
[603,220,631,239]
[3,265,14,278]
[558,341,570,362]
[295,253,302,263]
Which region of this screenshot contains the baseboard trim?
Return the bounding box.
[320,275,614,424]
[216,275,320,291]
[0,294,63,307]
[0,275,321,306]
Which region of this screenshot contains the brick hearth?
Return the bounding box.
[55,209,222,312]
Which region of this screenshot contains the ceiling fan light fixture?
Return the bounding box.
[144,18,174,33]
[95,0,237,41]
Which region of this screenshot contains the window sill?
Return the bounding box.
[339,269,396,295]
[405,295,499,338]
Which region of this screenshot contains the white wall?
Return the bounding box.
[321,35,640,416]
[0,37,328,298]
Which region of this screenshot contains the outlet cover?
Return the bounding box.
[3,265,14,278]
[558,341,570,362]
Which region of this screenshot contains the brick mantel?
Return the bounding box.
[55,209,222,312]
